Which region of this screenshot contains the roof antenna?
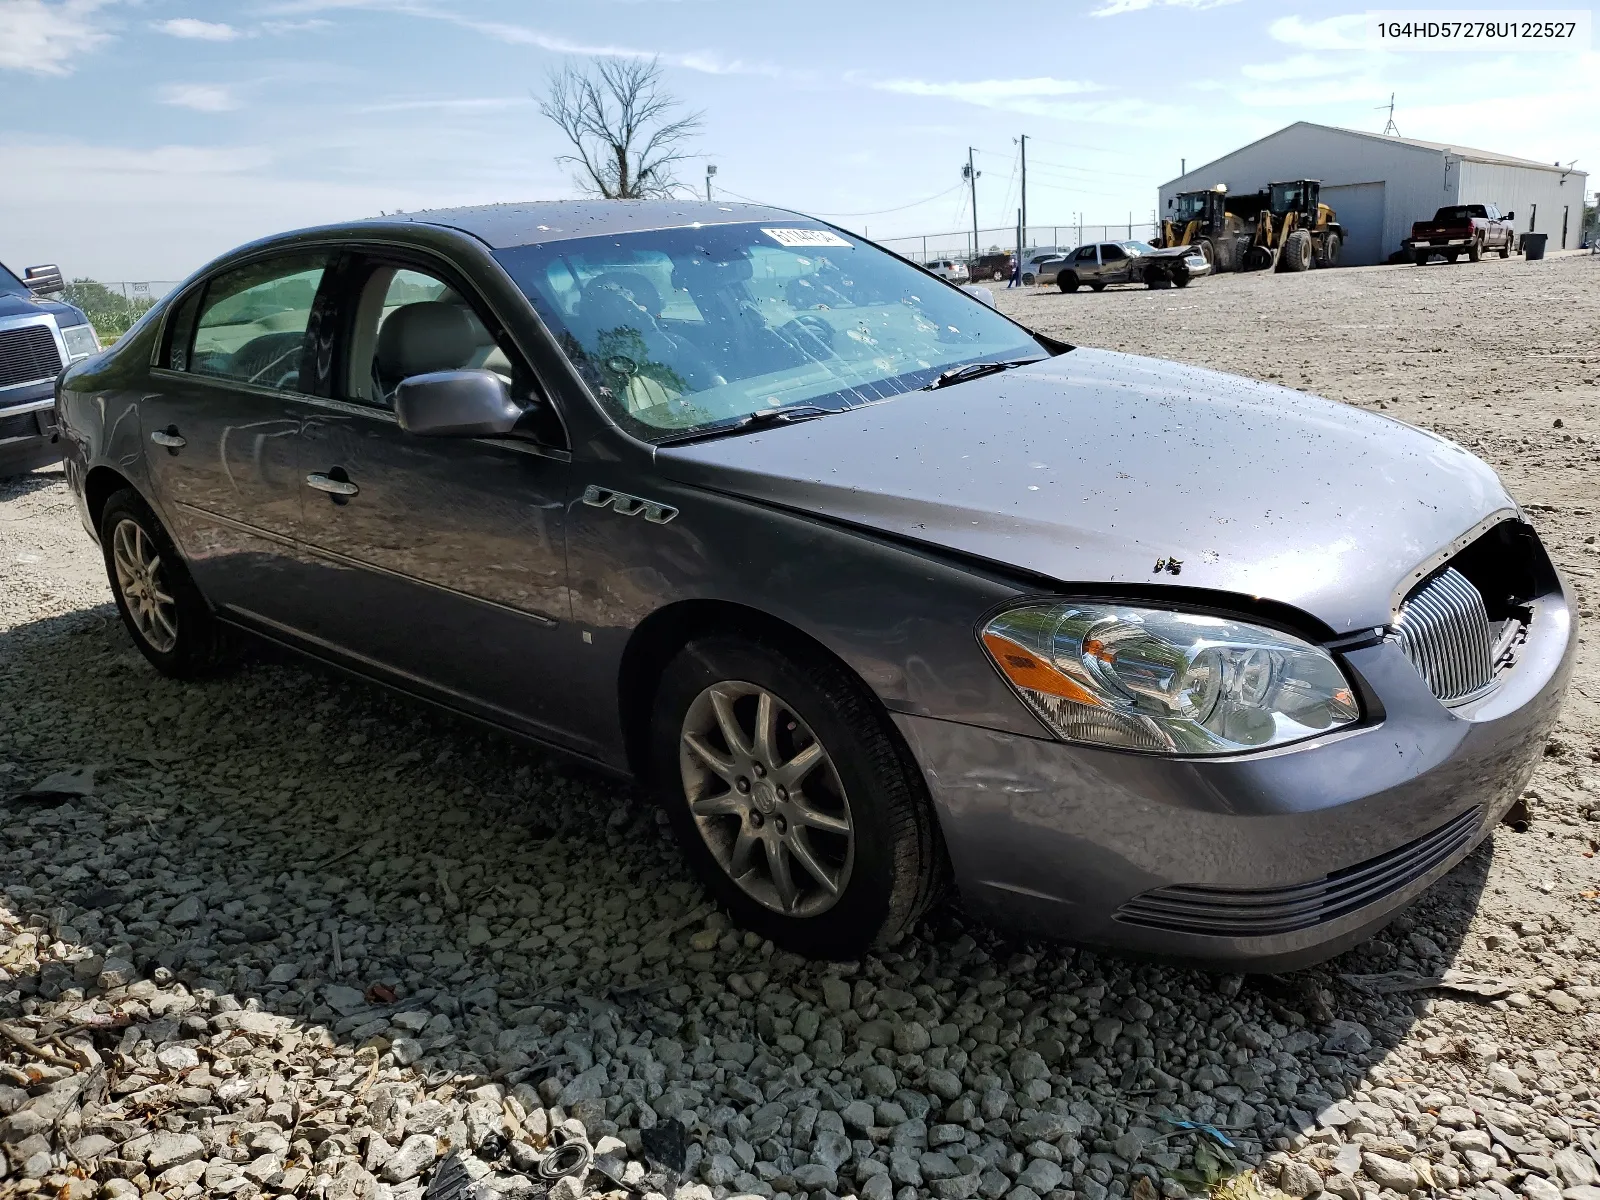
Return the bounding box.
[1377,93,1401,137]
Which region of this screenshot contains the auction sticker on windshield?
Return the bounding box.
[762,228,853,248]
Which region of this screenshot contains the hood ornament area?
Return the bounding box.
[582,484,678,524]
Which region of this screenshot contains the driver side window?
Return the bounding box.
[185,255,328,392]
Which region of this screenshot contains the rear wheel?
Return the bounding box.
[1413,250,1431,266]
[1467,238,1483,263]
[100,488,233,678]
[1021,272,1035,286]
[1058,273,1079,293]
[1446,251,1460,263]
[650,634,943,958]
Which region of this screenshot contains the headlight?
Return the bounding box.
[60,322,100,361]
[981,602,1359,754]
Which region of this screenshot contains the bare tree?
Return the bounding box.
[539,58,702,199]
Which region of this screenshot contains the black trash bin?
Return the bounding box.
[1523,232,1548,260]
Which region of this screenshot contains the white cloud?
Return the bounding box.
[1091,0,1240,16]
[876,77,1102,102]
[259,18,332,33]
[356,96,532,113]
[0,0,114,75]
[158,83,240,111]
[154,17,241,40]
[1267,14,1369,51]
[1241,52,1376,83]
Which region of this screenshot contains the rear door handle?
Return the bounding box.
[150,429,186,449]
[306,472,359,497]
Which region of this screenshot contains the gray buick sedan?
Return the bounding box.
[57,201,1573,968]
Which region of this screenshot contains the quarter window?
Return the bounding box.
[186,255,328,392]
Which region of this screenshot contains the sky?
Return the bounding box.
[1,0,1596,280]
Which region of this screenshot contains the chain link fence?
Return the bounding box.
[876,223,1158,264]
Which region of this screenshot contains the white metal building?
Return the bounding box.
[1159,122,1589,266]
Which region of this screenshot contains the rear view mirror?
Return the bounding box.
[23,265,64,296]
[394,369,525,437]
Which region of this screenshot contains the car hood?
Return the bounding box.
[0,290,86,325]
[657,349,1515,634]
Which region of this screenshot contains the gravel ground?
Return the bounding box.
[1,252,1598,1200]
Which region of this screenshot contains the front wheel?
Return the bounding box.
[1498,241,1511,259]
[650,635,944,958]
[100,488,234,678]
[1171,264,1191,288]
[1058,273,1079,293]
[1090,282,1107,292]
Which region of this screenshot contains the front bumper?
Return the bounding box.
[896,584,1575,971]
[0,388,62,477]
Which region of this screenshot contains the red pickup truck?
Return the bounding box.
[1407,204,1515,264]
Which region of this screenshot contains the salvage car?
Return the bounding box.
[1055,240,1210,291]
[1,259,99,476]
[57,200,1574,967]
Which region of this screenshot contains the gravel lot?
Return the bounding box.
[1,252,1598,1200]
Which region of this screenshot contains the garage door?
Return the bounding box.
[1321,182,1386,266]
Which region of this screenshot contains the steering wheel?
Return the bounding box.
[780,314,835,354]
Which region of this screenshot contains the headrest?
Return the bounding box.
[584,271,663,318]
[672,253,753,293]
[376,301,477,381]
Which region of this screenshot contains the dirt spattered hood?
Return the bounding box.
[658,349,1515,633]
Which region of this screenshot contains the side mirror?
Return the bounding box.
[394,369,525,437]
[1505,211,1515,221]
[23,264,64,296]
[960,284,997,308]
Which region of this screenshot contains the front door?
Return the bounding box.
[1098,243,1131,284]
[291,259,584,750]
[139,252,330,619]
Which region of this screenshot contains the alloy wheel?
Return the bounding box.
[678,680,854,917]
[112,518,178,653]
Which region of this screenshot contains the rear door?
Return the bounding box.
[289,251,586,750]
[1099,244,1130,283]
[139,252,332,619]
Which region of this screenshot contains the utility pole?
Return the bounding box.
[1018,134,1029,258]
[704,164,716,201]
[963,148,980,256]
[1181,157,1186,176]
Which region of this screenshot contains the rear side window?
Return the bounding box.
[184,255,328,392]
[1076,246,1097,262]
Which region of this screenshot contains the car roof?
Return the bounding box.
[366,199,806,249]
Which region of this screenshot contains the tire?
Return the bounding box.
[1171,264,1191,288]
[1279,229,1312,272]
[1197,239,1215,268]
[649,634,944,958]
[1468,238,1482,263]
[1021,272,1035,286]
[1315,232,1342,268]
[100,488,233,678]
[1245,245,1275,271]
[1090,282,1107,292]
[1414,250,1431,266]
[1446,251,1460,263]
[1498,241,1510,259]
[1058,273,1079,293]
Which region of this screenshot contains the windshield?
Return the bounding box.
[1120,240,1158,255]
[493,222,1045,441]
[1269,182,1309,215]
[1173,194,1207,221]
[0,261,29,298]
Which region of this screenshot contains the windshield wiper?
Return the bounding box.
[922,358,1040,391]
[654,404,843,446]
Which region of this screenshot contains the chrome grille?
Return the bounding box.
[0,325,64,390]
[1114,806,1481,937]
[1395,566,1494,703]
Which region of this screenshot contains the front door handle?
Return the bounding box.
[306,472,359,497]
[150,428,186,450]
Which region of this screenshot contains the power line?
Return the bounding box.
[712,182,965,218]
